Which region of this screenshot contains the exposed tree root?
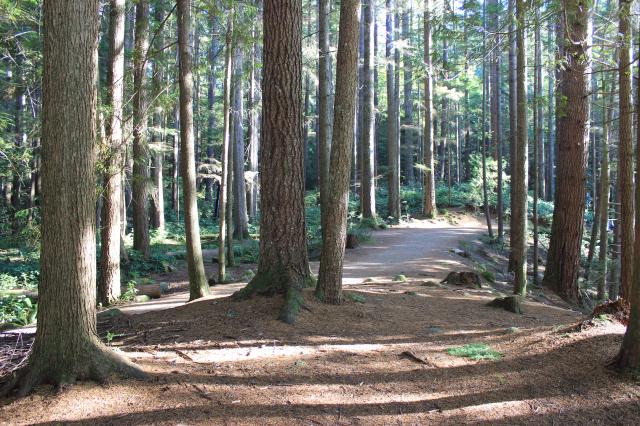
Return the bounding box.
[1,340,146,397]
[487,295,523,314]
[232,271,308,324]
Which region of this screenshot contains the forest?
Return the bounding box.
[0,0,639,423]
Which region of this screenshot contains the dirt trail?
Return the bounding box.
[2,214,638,425]
[118,214,484,315]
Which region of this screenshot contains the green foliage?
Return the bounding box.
[121,281,138,302]
[0,296,37,327]
[345,293,366,304]
[447,343,502,361]
[126,250,175,280]
[233,239,260,263]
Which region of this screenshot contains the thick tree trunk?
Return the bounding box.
[386,0,400,220]
[99,0,126,306]
[544,1,594,295]
[512,0,528,296]
[132,0,150,258]
[7,0,144,396]
[360,0,376,221]
[316,0,360,305]
[234,0,311,324]
[177,0,209,300]
[617,0,634,300]
[422,1,436,218]
[232,46,249,239]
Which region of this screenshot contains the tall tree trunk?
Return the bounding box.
[535,8,545,199]
[616,0,640,366]
[386,0,400,220]
[177,0,209,300]
[172,104,180,216]
[206,15,219,204]
[542,0,591,303]
[490,0,503,241]
[234,0,311,324]
[316,0,360,305]
[360,0,376,221]
[218,14,234,284]
[546,12,555,201]
[597,78,612,302]
[422,0,436,218]
[512,0,528,296]
[481,1,493,239]
[232,46,249,239]
[507,0,517,272]
[248,16,260,221]
[7,0,144,396]
[532,4,541,287]
[150,5,165,232]
[402,11,414,183]
[318,0,333,241]
[99,0,126,306]
[617,0,633,300]
[132,0,150,258]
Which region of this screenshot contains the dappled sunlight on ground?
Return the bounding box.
[1,217,638,424]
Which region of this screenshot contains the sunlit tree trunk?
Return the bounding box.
[150,4,165,232]
[232,45,249,239]
[7,0,144,396]
[316,0,361,305]
[386,0,400,220]
[360,0,376,221]
[234,0,311,324]
[177,0,209,300]
[422,0,436,218]
[512,0,528,296]
[132,0,150,257]
[99,0,126,306]
[616,0,634,300]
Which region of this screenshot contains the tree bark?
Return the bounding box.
[150,5,165,232]
[402,11,414,183]
[99,0,126,306]
[617,0,634,300]
[177,0,209,300]
[490,0,503,241]
[597,78,612,302]
[132,0,150,257]
[234,0,311,324]
[7,0,144,396]
[218,14,234,283]
[360,0,376,221]
[386,0,400,220]
[316,0,360,305]
[512,0,528,296]
[318,0,333,241]
[232,46,249,239]
[248,16,260,221]
[507,0,517,271]
[422,0,436,218]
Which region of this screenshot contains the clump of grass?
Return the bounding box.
[345,293,366,303]
[447,343,502,361]
[394,274,407,282]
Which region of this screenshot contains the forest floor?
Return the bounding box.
[1,212,639,425]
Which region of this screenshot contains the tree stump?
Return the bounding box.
[440,272,482,288]
[346,233,359,249]
[487,295,523,314]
